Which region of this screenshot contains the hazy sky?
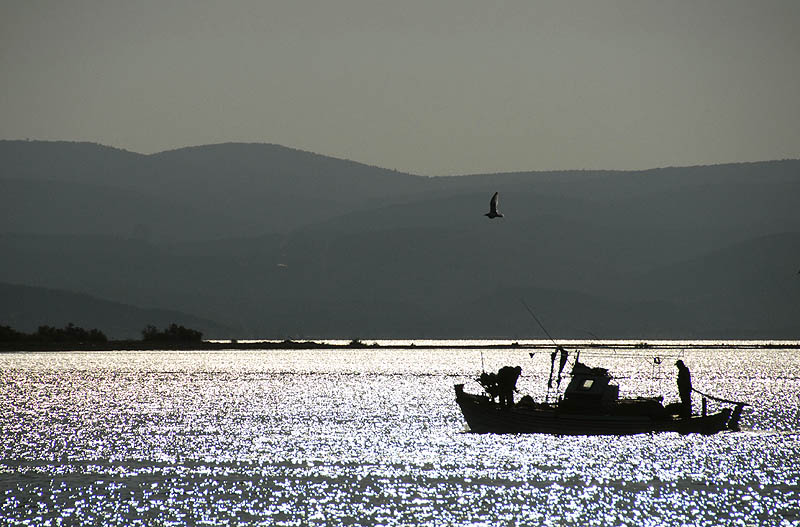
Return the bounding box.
[1,1,798,175]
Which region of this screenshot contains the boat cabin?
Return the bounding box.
[562,361,619,409]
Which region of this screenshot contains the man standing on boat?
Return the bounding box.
[497,366,522,408]
[675,360,692,418]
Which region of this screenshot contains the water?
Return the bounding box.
[1,343,799,526]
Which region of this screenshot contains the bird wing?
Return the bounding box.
[490,192,499,213]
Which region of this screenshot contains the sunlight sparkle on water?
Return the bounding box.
[1,345,799,525]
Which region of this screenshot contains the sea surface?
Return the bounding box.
[1,341,799,526]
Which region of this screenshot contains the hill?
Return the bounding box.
[0,140,437,239]
[1,140,799,338]
[0,282,232,340]
[1,228,797,338]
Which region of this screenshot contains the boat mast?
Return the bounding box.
[521,299,567,403]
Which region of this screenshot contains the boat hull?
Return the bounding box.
[455,384,732,436]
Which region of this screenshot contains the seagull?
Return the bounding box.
[484,192,504,219]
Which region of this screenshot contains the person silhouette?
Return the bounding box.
[478,371,500,402]
[497,366,522,407]
[675,360,692,418]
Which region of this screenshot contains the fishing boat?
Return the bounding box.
[455,356,746,436]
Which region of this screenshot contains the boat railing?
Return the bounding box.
[691,387,748,430]
[691,386,750,407]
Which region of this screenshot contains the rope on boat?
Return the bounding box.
[691,387,750,406]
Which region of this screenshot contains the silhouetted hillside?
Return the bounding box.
[0,178,246,239]
[1,228,797,338]
[3,140,799,240]
[0,282,231,339]
[0,141,143,184]
[0,140,438,238]
[631,233,800,336]
[1,140,799,337]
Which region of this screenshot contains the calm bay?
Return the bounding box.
[1,342,798,525]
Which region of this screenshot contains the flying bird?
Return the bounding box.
[484,192,504,219]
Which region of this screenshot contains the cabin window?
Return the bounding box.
[582,379,594,390]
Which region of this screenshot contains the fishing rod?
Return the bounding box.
[521,299,559,348]
[521,299,572,402]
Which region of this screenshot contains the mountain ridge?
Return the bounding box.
[0,281,231,339]
[1,140,798,338]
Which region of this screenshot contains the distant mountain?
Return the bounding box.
[5,140,798,241]
[0,178,246,240]
[0,282,232,339]
[0,140,437,239]
[631,232,800,336]
[1,229,797,338]
[1,140,799,338]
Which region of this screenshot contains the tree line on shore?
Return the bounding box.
[0,323,202,344]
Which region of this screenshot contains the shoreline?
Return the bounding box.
[1,339,797,352]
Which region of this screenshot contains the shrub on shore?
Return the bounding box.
[141,323,203,343]
[0,323,107,343]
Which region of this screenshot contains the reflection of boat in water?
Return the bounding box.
[455,359,746,436]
